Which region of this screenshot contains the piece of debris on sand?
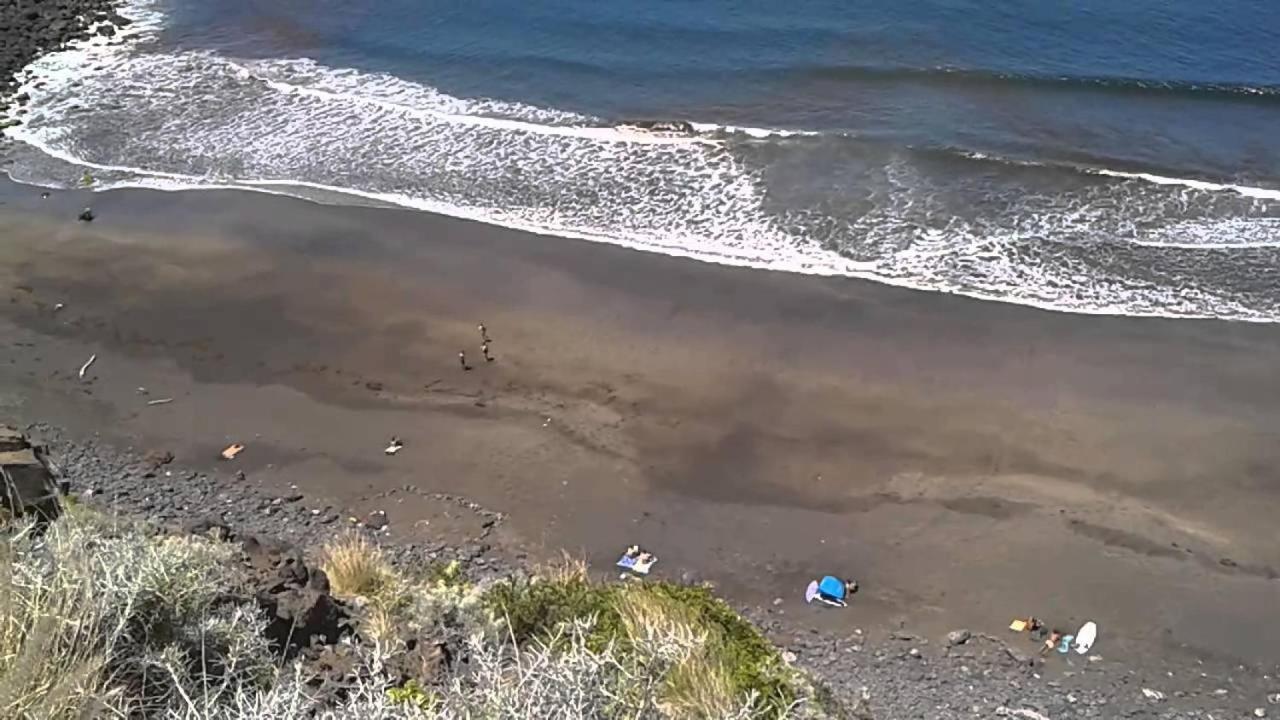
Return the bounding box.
[220,443,245,460]
[78,353,97,380]
[384,437,404,455]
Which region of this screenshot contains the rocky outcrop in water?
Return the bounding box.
[0,0,130,110]
[620,119,696,134]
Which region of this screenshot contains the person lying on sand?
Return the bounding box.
[1041,630,1063,656]
[623,546,656,563]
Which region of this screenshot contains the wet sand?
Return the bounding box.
[1,180,1278,674]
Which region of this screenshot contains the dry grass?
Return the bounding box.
[0,530,113,719]
[362,603,401,650]
[536,551,589,584]
[616,586,743,719]
[319,533,401,606]
[0,508,273,718]
[661,653,741,719]
[616,585,705,658]
[0,501,825,719]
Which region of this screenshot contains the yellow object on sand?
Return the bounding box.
[1009,619,1028,632]
[220,443,245,460]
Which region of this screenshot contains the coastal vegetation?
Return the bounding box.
[0,504,836,719]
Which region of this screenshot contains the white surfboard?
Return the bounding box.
[1074,621,1097,654]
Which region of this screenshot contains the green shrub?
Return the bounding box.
[482,574,799,718]
[423,559,464,587]
[644,583,793,712]
[386,679,435,711]
[483,575,623,651]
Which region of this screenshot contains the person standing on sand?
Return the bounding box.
[482,343,494,362]
[478,323,490,343]
[459,351,470,371]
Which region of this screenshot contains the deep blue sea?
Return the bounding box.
[6,0,1280,319]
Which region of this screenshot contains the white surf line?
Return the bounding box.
[5,62,1278,321]
[10,126,1279,324]
[231,65,718,147]
[59,175,1280,323]
[1091,168,1280,200]
[1127,239,1280,250]
[959,150,1280,202]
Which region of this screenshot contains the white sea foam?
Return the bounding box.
[3,0,1279,323]
[687,121,825,139]
[1090,168,1280,201]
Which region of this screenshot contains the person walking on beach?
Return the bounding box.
[478,323,490,343]
[459,351,470,371]
[482,342,494,362]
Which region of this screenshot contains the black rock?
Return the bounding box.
[258,586,346,658]
[0,0,132,116]
[365,509,388,530]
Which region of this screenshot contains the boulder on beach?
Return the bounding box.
[0,424,62,520]
[240,534,349,657]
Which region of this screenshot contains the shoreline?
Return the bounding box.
[9,170,1280,325]
[1,179,1279,696]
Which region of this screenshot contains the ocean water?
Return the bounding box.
[4,0,1280,320]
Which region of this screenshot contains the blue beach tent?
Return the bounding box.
[806,575,850,607]
[818,575,846,601]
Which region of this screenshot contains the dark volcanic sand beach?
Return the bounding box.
[1,181,1278,700]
